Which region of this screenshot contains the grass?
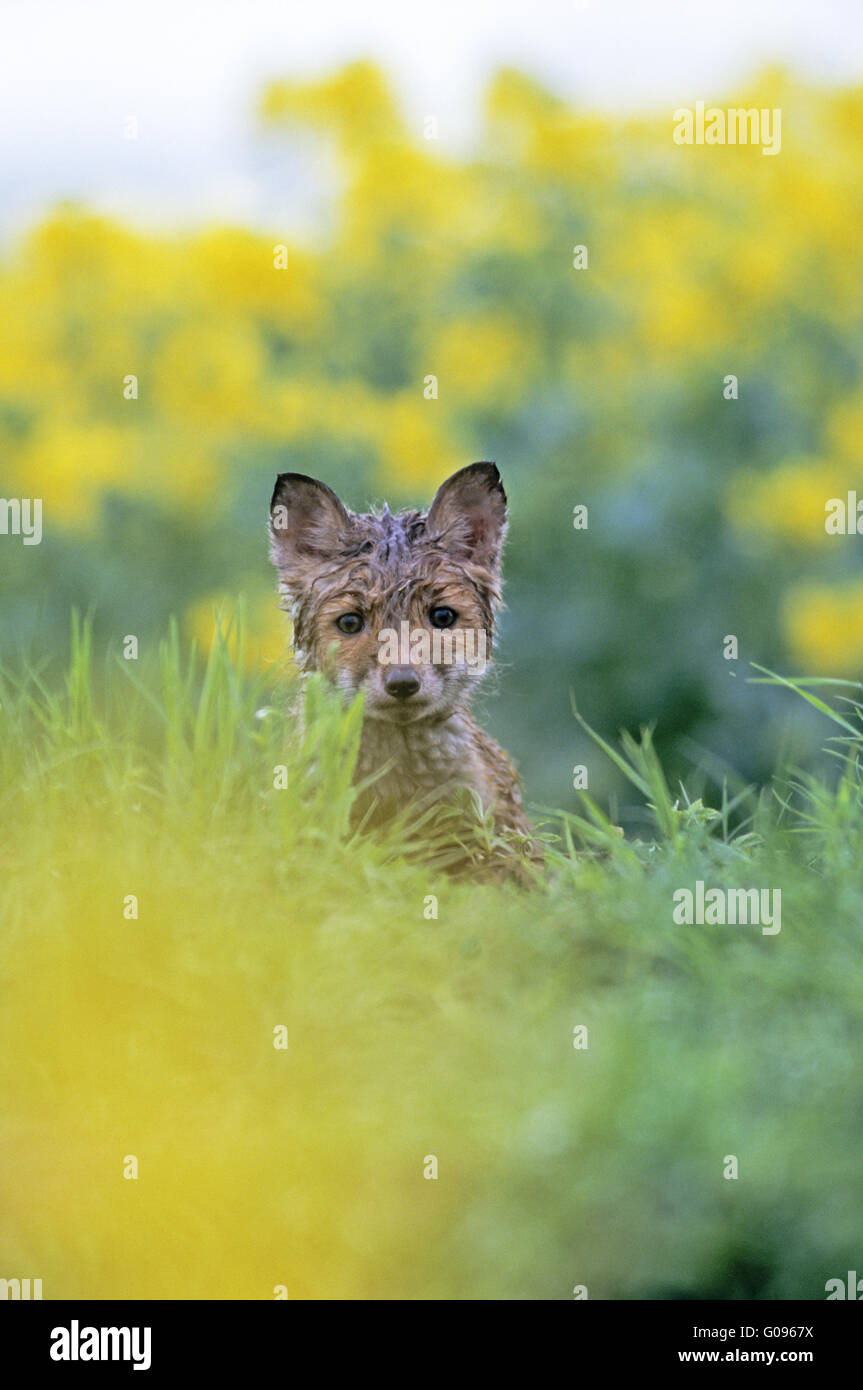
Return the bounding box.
[2,614,863,1299]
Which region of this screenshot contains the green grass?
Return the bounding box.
[1,614,862,1299]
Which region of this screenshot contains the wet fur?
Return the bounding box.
[269,462,539,863]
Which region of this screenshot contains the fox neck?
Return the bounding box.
[355,703,482,801]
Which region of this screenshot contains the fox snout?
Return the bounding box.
[383,665,421,701]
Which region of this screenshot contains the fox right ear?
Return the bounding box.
[269,473,351,575]
[426,461,507,571]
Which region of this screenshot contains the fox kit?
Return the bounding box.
[269,462,538,860]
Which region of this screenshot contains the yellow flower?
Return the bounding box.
[724,238,792,302]
[483,188,546,254]
[9,419,221,526]
[153,318,264,431]
[639,279,730,358]
[484,67,565,153]
[784,579,863,675]
[376,393,460,489]
[343,145,463,263]
[184,591,290,671]
[726,460,855,548]
[10,422,133,526]
[267,377,388,448]
[530,114,617,181]
[25,208,179,313]
[828,397,863,462]
[187,228,322,333]
[142,429,222,510]
[429,315,530,407]
[258,61,401,154]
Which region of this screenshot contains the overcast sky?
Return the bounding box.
[1,0,861,240]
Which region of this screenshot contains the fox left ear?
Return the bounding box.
[269,472,351,577]
[426,462,508,570]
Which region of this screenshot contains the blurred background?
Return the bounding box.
[2,0,863,814]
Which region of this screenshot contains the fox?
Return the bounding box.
[268,461,541,868]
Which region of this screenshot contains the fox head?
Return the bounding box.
[269,462,508,724]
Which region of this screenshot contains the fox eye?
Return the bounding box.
[336,612,364,635]
[429,606,457,629]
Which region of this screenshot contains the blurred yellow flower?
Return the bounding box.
[784,579,863,674]
[343,145,463,261]
[259,61,401,154]
[9,419,221,526]
[828,397,863,461]
[725,238,793,303]
[639,279,731,358]
[184,591,290,671]
[11,422,133,526]
[268,377,389,448]
[531,114,617,180]
[153,318,264,431]
[188,228,322,333]
[376,393,460,489]
[726,460,855,548]
[484,67,566,152]
[0,59,860,552]
[429,315,531,407]
[25,208,180,313]
[144,430,223,510]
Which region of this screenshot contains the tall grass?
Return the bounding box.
[1,616,862,1299]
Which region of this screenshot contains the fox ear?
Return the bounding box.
[269,473,351,576]
[426,462,507,569]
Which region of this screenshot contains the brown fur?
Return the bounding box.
[269,462,540,865]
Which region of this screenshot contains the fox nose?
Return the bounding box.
[385,667,421,701]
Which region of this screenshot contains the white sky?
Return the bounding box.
[1,0,861,239]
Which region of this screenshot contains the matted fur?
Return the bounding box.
[269,462,539,859]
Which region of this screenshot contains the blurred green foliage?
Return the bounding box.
[2,618,863,1297]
